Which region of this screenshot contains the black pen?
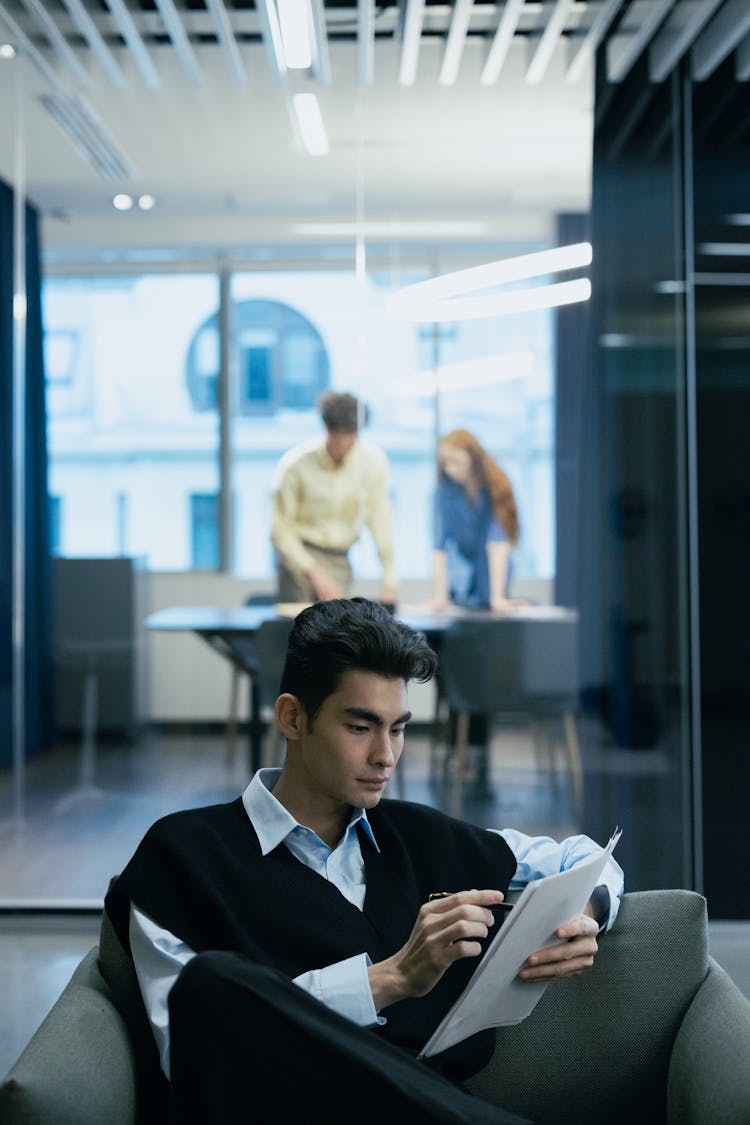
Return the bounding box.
[427,892,514,913]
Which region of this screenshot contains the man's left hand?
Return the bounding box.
[517,912,599,982]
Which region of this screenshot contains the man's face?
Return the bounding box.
[325,428,357,465]
[296,670,411,812]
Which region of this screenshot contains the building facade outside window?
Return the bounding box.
[44,267,554,585]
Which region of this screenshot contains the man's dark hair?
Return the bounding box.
[280,597,437,725]
[318,391,370,433]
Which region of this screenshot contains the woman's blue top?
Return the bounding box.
[434,478,508,607]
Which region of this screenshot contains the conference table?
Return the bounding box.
[146,602,576,774]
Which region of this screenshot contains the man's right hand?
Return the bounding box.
[307,567,344,601]
[367,889,504,1012]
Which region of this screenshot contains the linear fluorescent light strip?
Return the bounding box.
[391,351,534,397]
[293,93,329,155]
[387,243,592,322]
[278,0,312,68]
[39,93,137,179]
[292,220,486,237]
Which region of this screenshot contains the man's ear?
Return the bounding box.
[275,693,306,741]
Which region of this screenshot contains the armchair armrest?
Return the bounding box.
[0,948,137,1125]
[667,958,750,1125]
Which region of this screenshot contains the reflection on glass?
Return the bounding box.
[3,258,567,903]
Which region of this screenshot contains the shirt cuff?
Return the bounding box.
[588,884,611,932]
[293,953,384,1027]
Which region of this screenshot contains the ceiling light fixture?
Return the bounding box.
[293,220,486,237]
[137,194,156,210]
[387,243,593,323]
[293,93,329,155]
[278,0,312,69]
[113,193,134,211]
[0,42,16,58]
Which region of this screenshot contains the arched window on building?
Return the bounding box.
[186,299,330,415]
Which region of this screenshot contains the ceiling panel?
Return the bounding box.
[0,0,745,261]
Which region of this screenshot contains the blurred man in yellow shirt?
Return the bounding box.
[271,392,397,604]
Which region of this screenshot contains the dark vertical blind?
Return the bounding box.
[0,178,54,766]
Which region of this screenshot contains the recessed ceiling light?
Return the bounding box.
[137,194,156,210]
[112,193,134,211]
[0,43,16,59]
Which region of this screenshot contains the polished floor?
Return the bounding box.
[0,722,584,902]
[2,722,748,1078]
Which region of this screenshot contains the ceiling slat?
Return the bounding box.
[152,0,202,86]
[649,0,723,83]
[527,0,576,85]
[255,0,287,85]
[309,0,331,84]
[566,0,625,83]
[606,0,676,84]
[736,31,750,81]
[398,0,425,86]
[58,0,125,89]
[102,0,160,89]
[358,0,375,85]
[20,0,90,88]
[692,0,750,81]
[480,0,524,86]
[0,0,62,87]
[204,0,248,86]
[439,0,473,87]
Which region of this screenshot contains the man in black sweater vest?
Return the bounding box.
[108,598,616,1125]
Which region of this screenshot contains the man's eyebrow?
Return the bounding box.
[343,707,413,727]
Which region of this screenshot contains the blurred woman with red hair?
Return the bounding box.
[433,429,520,613]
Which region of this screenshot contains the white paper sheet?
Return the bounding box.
[418,828,622,1058]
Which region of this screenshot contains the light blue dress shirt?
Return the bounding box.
[129,768,624,1077]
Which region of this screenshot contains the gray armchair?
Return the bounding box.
[2,890,749,1124]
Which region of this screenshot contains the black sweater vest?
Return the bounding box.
[106,797,516,1078]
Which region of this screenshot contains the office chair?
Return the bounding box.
[439,616,583,818]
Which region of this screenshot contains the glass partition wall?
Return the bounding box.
[2,48,730,915]
[3,247,572,903]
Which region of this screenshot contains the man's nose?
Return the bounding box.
[370,730,396,766]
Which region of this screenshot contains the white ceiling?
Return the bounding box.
[0,1,746,265]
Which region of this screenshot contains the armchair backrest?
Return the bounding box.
[467,889,709,1124]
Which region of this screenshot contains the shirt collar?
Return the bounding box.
[316,439,358,471]
[241,768,379,856]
